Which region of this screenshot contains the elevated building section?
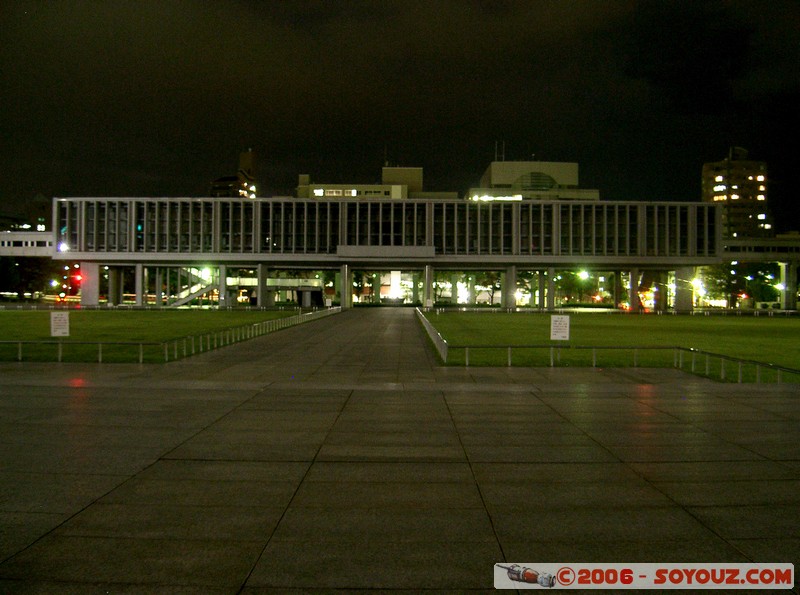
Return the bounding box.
[53,197,719,267]
[0,231,55,257]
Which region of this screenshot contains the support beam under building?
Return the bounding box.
[424,265,433,308]
[674,267,695,312]
[340,264,352,309]
[108,267,122,306]
[629,268,640,312]
[546,268,556,311]
[779,262,798,311]
[80,262,100,307]
[134,264,144,306]
[501,266,517,309]
[218,265,228,307]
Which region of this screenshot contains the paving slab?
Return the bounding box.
[0,307,797,593]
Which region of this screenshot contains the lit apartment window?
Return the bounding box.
[759,185,765,191]
[313,189,324,197]
[713,184,726,192]
[757,175,765,181]
[731,194,739,200]
[325,189,343,197]
[715,175,724,182]
[713,195,726,202]
[758,214,767,220]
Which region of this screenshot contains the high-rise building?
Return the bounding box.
[701,148,772,238]
[209,150,257,198]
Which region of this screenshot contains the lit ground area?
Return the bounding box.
[0,308,797,592]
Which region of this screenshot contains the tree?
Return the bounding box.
[0,257,63,299]
[476,271,501,305]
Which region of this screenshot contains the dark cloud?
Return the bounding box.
[1,0,798,230]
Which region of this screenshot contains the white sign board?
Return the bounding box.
[550,314,570,341]
[50,312,70,337]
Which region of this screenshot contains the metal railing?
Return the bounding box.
[415,309,799,383]
[442,344,800,383]
[0,307,341,364]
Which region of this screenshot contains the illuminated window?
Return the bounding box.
[759,185,765,191]
[325,189,343,196]
[757,195,765,201]
[758,214,767,220]
[757,175,765,181]
[713,184,726,192]
[713,195,726,202]
[715,175,724,182]
[313,188,324,197]
[764,224,772,229]
[731,194,739,200]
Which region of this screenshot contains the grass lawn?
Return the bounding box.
[424,311,800,376]
[0,309,298,363]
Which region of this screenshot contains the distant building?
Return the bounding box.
[701,148,772,238]
[210,150,258,198]
[468,160,600,202]
[295,166,458,200]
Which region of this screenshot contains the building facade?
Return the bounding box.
[53,194,721,311]
[701,147,772,238]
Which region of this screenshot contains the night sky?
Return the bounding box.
[2,1,799,230]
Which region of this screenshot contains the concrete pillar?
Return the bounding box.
[537,271,545,309]
[674,267,695,312]
[450,273,459,304]
[653,271,667,312]
[79,262,100,307]
[340,264,352,309]
[780,262,798,310]
[301,289,312,308]
[467,274,476,305]
[424,264,434,308]
[108,267,121,306]
[371,273,381,304]
[154,268,163,307]
[257,265,267,307]
[163,267,171,307]
[501,266,517,309]
[218,264,228,307]
[613,271,623,309]
[630,268,641,312]
[546,267,556,311]
[412,272,420,304]
[134,264,144,306]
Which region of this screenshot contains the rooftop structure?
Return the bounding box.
[295,166,458,200]
[470,160,599,202]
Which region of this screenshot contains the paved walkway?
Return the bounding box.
[0,308,797,593]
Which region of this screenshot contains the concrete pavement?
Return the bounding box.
[0,307,797,593]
